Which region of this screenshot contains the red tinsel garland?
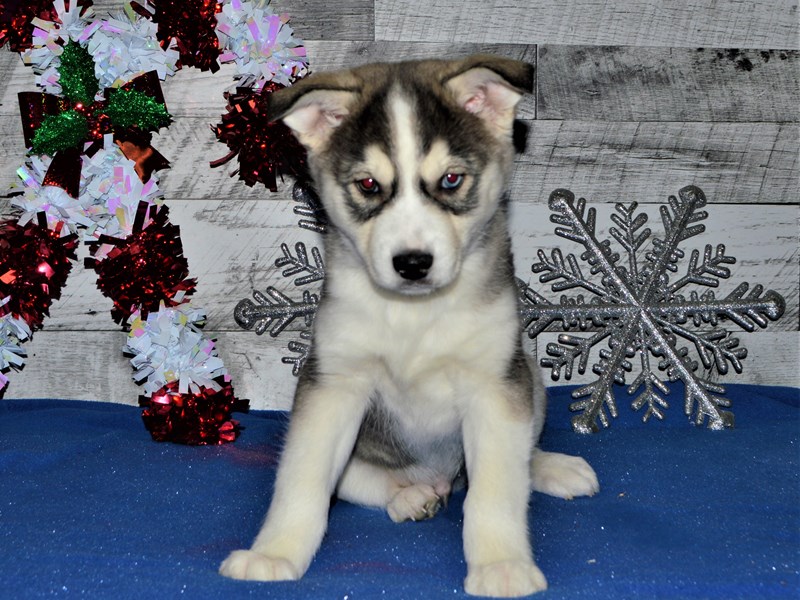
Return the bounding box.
[211,83,309,191]
[131,0,222,72]
[0,0,91,51]
[140,377,243,445]
[85,204,197,325]
[0,217,77,329]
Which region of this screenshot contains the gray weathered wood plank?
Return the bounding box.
[375,0,800,49]
[3,329,797,409]
[0,43,537,118]
[0,330,301,409]
[512,121,798,205]
[4,118,794,205]
[87,0,374,41]
[538,46,799,122]
[2,198,796,332]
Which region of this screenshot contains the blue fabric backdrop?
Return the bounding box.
[1,384,798,599]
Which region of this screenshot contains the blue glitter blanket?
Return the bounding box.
[1,384,798,599]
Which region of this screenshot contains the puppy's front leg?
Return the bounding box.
[220,377,369,581]
[462,383,547,598]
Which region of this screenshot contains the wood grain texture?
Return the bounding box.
[3,118,794,204]
[88,0,374,41]
[538,46,799,122]
[375,0,800,48]
[0,330,300,409]
[3,328,796,409]
[513,121,798,205]
[1,198,796,333]
[0,1,797,403]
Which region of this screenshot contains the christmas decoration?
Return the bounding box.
[126,303,226,396]
[211,83,309,190]
[86,204,197,325]
[291,181,327,234]
[518,186,785,432]
[3,0,309,443]
[0,0,91,52]
[140,377,242,444]
[130,0,222,72]
[0,217,78,329]
[214,0,308,89]
[210,0,310,188]
[234,183,326,374]
[235,185,785,432]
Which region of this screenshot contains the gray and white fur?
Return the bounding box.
[220,55,599,598]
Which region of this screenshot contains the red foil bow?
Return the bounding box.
[18,70,171,195]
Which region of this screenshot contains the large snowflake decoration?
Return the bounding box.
[233,183,325,374]
[234,184,785,432]
[518,186,785,433]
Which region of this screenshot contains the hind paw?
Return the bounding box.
[387,483,443,523]
[531,450,599,499]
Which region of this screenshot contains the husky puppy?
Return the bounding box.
[220,55,599,597]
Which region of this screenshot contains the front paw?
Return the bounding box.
[219,549,300,581]
[465,560,548,597]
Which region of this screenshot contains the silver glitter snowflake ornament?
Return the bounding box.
[233,183,326,374]
[518,186,785,433]
[235,184,785,432]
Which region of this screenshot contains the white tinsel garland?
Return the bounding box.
[126,304,227,396]
[22,1,179,97]
[5,0,307,408]
[14,155,93,234]
[0,311,31,389]
[216,0,308,88]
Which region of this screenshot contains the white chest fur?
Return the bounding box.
[314,258,520,439]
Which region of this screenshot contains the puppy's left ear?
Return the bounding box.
[443,55,533,138]
[268,72,360,153]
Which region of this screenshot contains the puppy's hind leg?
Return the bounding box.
[530,448,599,500]
[336,458,448,523]
[220,377,370,582]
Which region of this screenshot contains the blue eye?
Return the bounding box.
[440,173,464,190]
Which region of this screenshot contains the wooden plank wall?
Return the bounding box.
[1,0,798,412]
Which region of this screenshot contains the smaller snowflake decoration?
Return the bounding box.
[233,239,323,373]
[292,181,327,233]
[234,182,326,373]
[519,186,786,433]
[275,241,325,286]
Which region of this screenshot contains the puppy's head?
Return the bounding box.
[269,55,532,295]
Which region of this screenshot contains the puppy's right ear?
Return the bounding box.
[268,75,359,153]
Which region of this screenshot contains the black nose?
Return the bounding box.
[392,252,434,281]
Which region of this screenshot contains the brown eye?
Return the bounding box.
[356,177,381,194]
[440,173,464,191]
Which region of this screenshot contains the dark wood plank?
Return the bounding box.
[270,0,374,41]
[376,0,800,49]
[513,121,798,205]
[538,46,799,122]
